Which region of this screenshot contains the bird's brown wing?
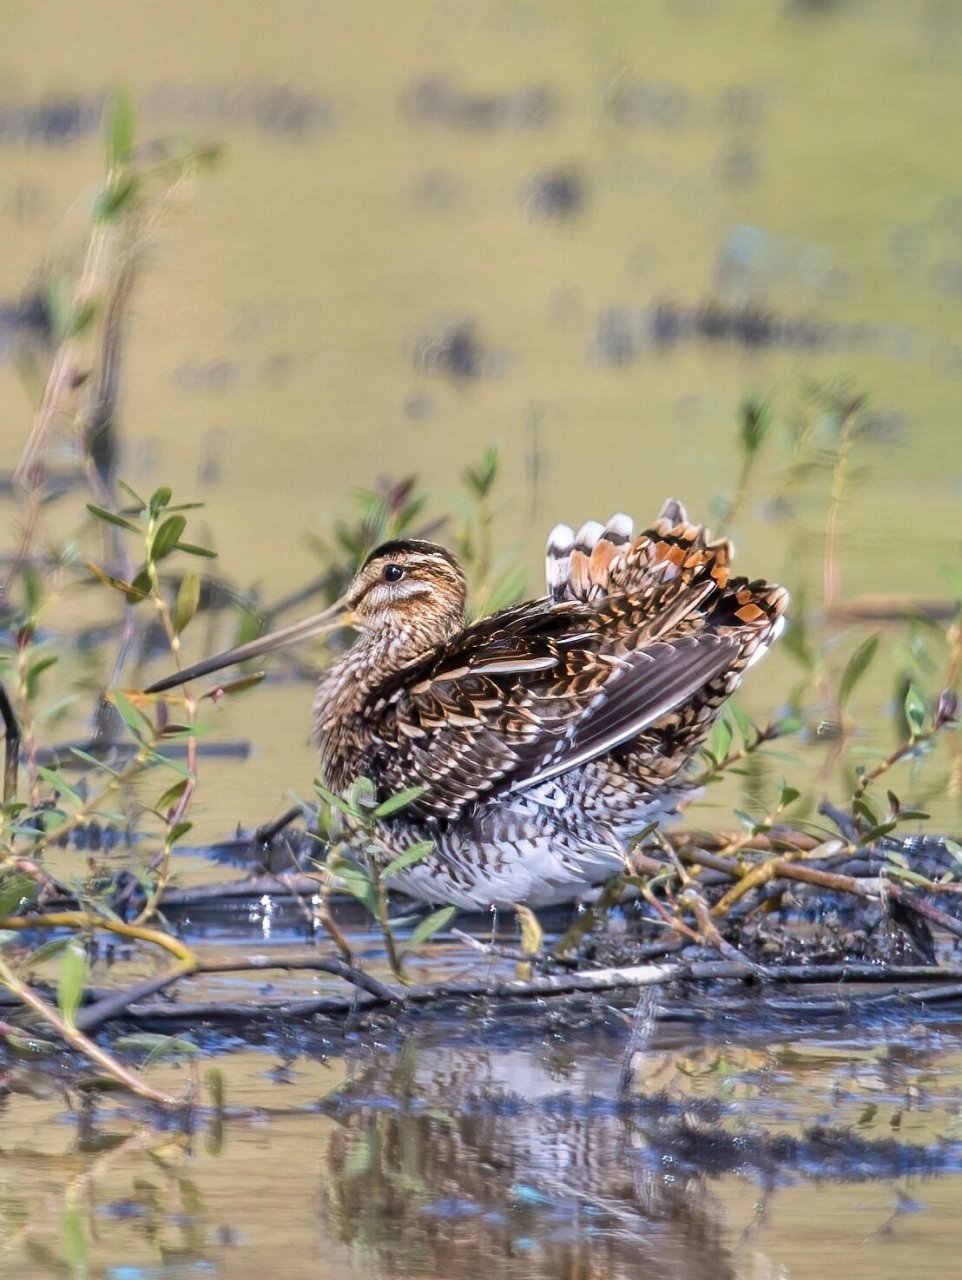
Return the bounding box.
[359,596,738,821]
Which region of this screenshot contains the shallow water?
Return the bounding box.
[5,998,962,1280]
[3,0,962,1275]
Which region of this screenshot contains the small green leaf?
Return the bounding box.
[105,87,135,167]
[383,840,435,878]
[149,515,187,563]
[314,780,359,820]
[86,561,142,599]
[884,863,933,888]
[853,796,879,828]
[126,567,152,603]
[862,820,900,842]
[117,480,147,511]
[2,1032,54,1055]
[462,446,499,498]
[944,838,962,867]
[148,486,172,518]
[167,820,193,845]
[61,1196,88,1277]
[57,939,87,1028]
[727,700,756,746]
[175,541,217,559]
[69,747,119,776]
[708,718,733,765]
[25,936,71,967]
[838,634,879,708]
[779,784,800,809]
[206,1066,225,1110]
[374,786,425,818]
[335,860,378,917]
[781,616,815,672]
[173,572,201,635]
[36,766,84,809]
[156,777,189,811]
[86,503,139,533]
[150,750,192,775]
[774,716,804,736]
[68,297,99,339]
[22,563,43,617]
[739,396,770,457]
[93,171,139,221]
[25,654,58,700]
[45,277,70,343]
[109,689,154,744]
[409,905,456,945]
[0,873,39,920]
[904,684,928,737]
[477,561,527,615]
[348,777,376,810]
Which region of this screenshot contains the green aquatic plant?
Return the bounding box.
[313,777,450,979]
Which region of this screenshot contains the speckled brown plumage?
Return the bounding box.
[148,499,787,908]
[309,500,787,906]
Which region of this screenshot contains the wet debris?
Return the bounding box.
[604,76,770,131]
[0,83,333,148]
[146,81,333,138]
[410,168,464,212]
[0,292,52,360]
[605,78,689,131]
[522,165,587,220]
[412,318,508,382]
[592,297,962,371]
[400,76,559,132]
[633,1114,958,1184]
[0,95,103,146]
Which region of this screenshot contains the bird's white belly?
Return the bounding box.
[382,786,681,910]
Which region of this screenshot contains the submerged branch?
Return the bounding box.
[48,958,962,1033]
[0,950,181,1107]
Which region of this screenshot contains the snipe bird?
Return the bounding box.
[147,501,787,908]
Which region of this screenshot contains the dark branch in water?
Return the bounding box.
[43,959,962,1034]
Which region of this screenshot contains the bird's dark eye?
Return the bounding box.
[382,563,404,583]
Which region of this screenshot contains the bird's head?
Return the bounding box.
[347,539,466,638]
[144,538,466,694]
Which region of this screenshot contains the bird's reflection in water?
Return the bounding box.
[319,1033,737,1280]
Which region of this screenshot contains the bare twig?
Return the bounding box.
[0,682,21,803]
[1,912,195,964]
[0,951,181,1107]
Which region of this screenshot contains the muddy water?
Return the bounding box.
[3,0,962,1276]
[4,1004,962,1279]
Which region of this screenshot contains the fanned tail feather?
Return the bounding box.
[545,497,787,665]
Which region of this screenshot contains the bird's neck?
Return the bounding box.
[312,619,458,792]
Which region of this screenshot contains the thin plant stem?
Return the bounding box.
[0,950,182,1107]
[0,912,195,965]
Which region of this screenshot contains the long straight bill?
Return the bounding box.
[144,599,352,694]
